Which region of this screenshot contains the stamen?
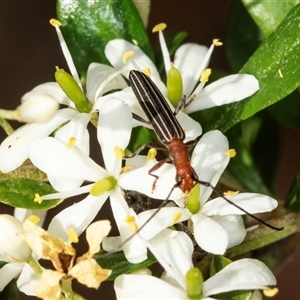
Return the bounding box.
[123,51,135,63]
[114,146,125,158]
[120,164,134,174]
[68,228,79,243]
[278,69,283,78]
[223,190,239,196]
[213,38,223,46]
[26,215,40,224]
[124,215,138,233]
[132,39,138,45]
[263,288,279,297]
[34,193,43,204]
[67,137,76,149]
[50,19,81,87]
[225,149,236,157]
[147,148,157,162]
[200,68,211,83]
[172,212,182,223]
[152,23,167,32]
[142,67,151,76]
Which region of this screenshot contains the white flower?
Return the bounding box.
[105,29,259,115]
[114,228,277,299]
[0,23,127,174]
[28,98,158,263]
[119,130,278,255]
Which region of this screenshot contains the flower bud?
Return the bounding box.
[0,215,32,261]
[17,93,59,123]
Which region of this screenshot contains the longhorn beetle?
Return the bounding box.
[125,70,282,233]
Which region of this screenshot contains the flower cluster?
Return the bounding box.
[0,16,279,300]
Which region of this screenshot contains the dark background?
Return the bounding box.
[1,1,300,299]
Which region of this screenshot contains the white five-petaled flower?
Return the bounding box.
[0,21,127,174]
[119,130,278,255]
[104,25,259,115]
[28,98,168,263]
[114,228,277,299]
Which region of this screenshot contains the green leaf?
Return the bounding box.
[242,0,300,37]
[0,178,60,209]
[96,250,156,281]
[204,4,300,132]
[267,89,300,129]
[209,256,231,276]
[0,277,19,300]
[57,0,153,76]
[225,0,263,72]
[284,172,300,212]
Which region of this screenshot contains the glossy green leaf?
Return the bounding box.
[242,0,300,37]
[96,250,156,281]
[57,0,153,76]
[204,4,300,132]
[284,172,300,212]
[0,178,60,209]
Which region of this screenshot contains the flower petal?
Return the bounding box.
[137,207,192,240]
[0,263,24,291]
[97,98,132,176]
[17,263,41,296]
[203,258,276,296]
[202,193,278,215]
[186,74,259,113]
[105,39,165,92]
[174,43,209,97]
[109,188,147,264]
[191,130,229,205]
[86,63,127,101]
[48,193,109,241]
[55,112,90,155]
[192,214,228,254]
[29,137,106,187]
[115,274,186,299]
[21,82,73,107]
[211,215,246,248]
[0,108,77,173]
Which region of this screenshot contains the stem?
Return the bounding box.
[226,212,300,258]
[0,117,14,135]
[25,255,43,276]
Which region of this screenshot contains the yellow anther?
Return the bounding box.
[200,68,211,83]
[124,216,138,233]
[152,23,167,32]
[120,164,134,174]
[223,190,239,196]
[26,215,40,224]
[147,148,157,162]
[114,146,125,159]
[123,51,135,63]
[263,288,279,297]
[225,149,236,157]
[68,227,79,243]
[132,39,138,45]
[142,67,151,76]
[278,69,283,78]
[34,193,43,204]
[172,212,182,223]
[213,38,223,46]
[49,18,62,27]
[67,137,77,149]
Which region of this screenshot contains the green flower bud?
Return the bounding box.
[186,267,203,300]
[167,64,183,107]
[91,177,117,196]
[55,67,92,113]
